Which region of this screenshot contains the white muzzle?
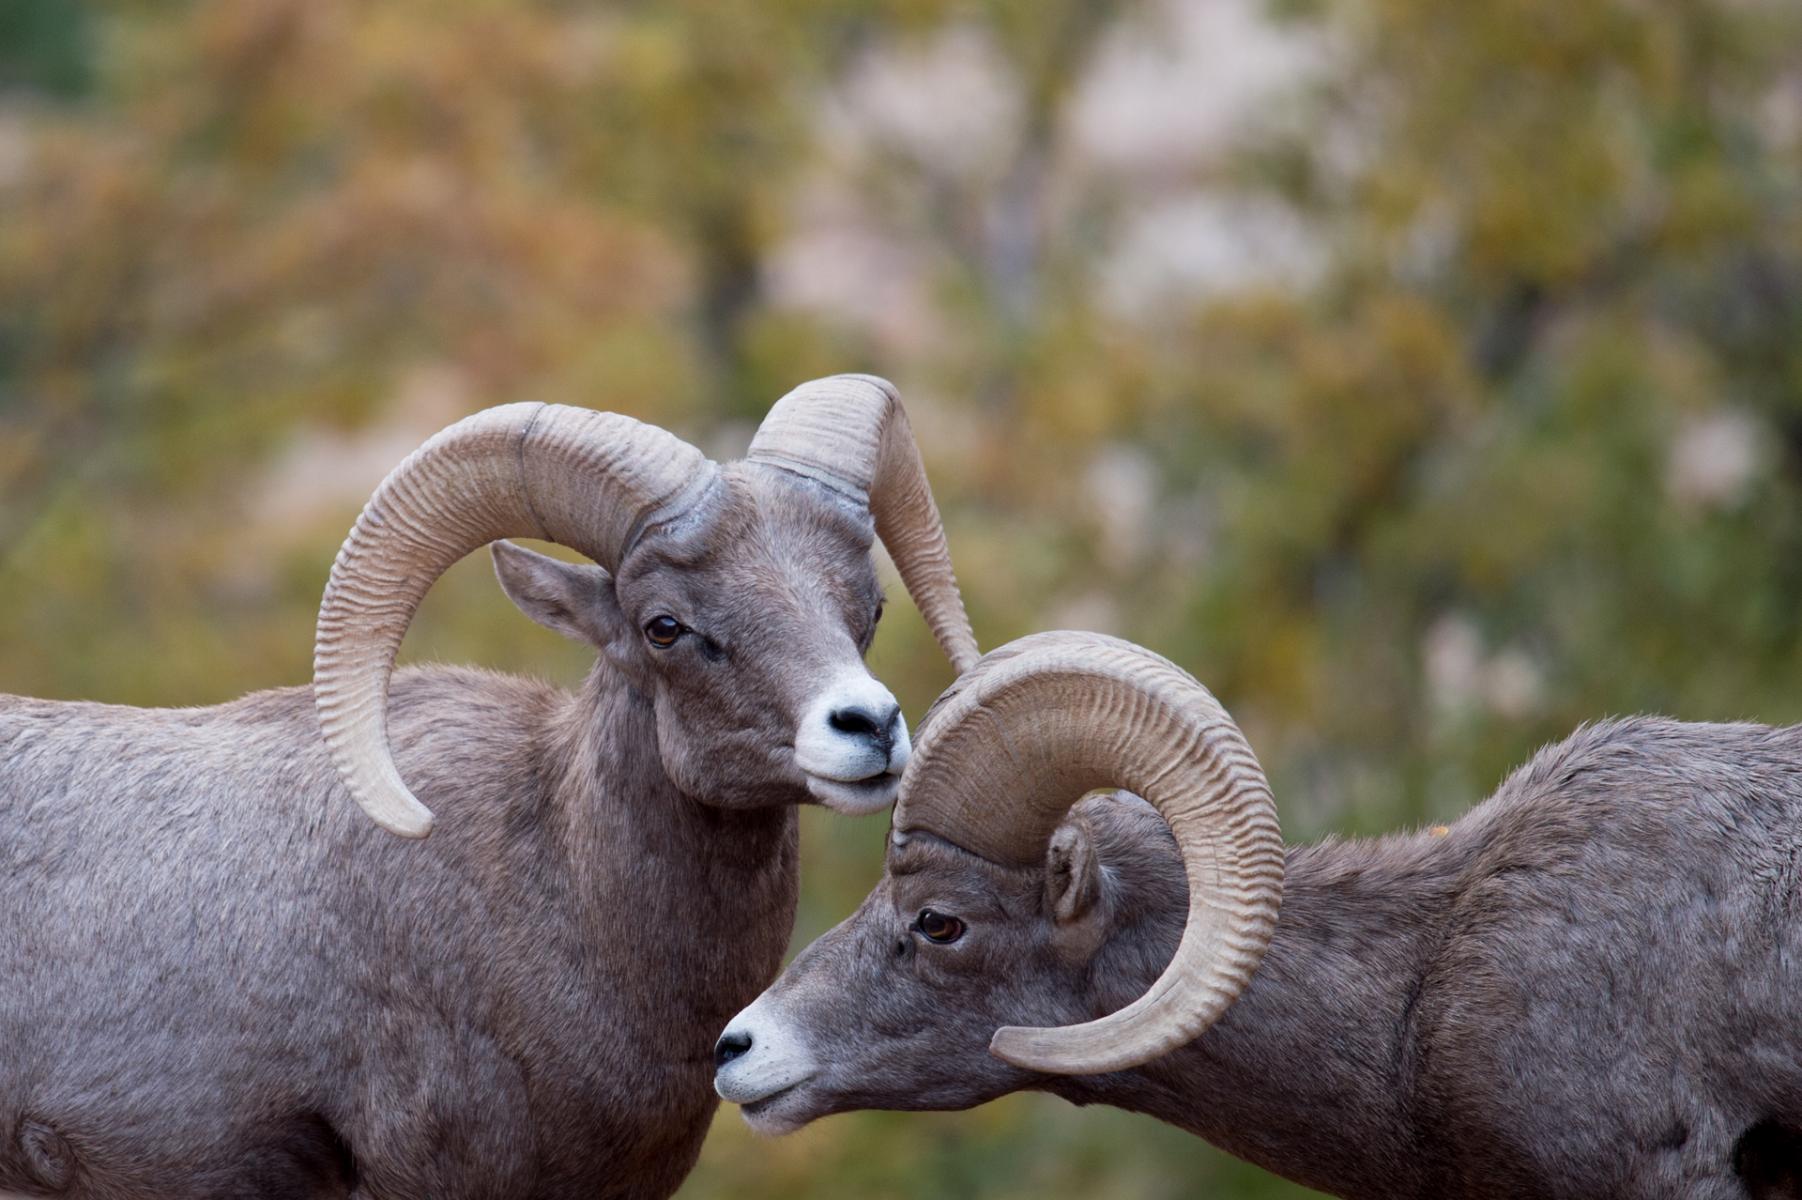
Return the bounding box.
[793,667,910,814]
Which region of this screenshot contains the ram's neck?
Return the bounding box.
[1058,832,1470,1200]
[550,666,800,1029]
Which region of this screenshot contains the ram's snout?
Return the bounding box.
[714,992,820,1133]
[794,667,911,814]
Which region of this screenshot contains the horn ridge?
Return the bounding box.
[748,374,979,674]
[313,404,710,837]
[892,630,1284,1075]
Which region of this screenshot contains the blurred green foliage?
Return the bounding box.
[0,0,91,99]
[3,0,1800,1196]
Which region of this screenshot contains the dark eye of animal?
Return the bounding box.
[644,616,684,648]
[915,909,964,944]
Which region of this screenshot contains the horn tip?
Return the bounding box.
[987,1025,1083,1075]
[987,1026,1030,1069]
[988,1014,1202,1076]
[361,797,436,839]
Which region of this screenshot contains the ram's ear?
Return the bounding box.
[1045,818,1103,926]
[491,540,626,650]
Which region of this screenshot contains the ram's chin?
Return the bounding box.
[805,772,901,816]
[737,1086,824,1137]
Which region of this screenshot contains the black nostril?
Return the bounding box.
[829,706,881,738]
[829,704,899,752]
[714,1030,753,1070]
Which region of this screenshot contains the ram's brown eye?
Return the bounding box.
[916,909,964,944]
[644,616,683,649]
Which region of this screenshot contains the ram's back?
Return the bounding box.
[1412,717,1802,1197]
[0,668,565,1198]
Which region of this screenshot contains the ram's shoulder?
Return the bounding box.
[1503,716,1789,794]
[1465,717,1801,847]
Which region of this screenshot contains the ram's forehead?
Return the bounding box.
[882,831,1037,919]
[737,463,876,544]
[885,831,942,876]
[621,465,875,574]
[886,827,1016,881]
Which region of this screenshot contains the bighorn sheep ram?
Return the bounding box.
[716,631,1802,1200]
[0,376,979,1200]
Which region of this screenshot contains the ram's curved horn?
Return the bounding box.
[893,630,1284,1075]
[314,404,714,838]
[747,375,979,675]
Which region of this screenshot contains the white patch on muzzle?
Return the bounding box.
[793,666,911,815]
[714,991,818,1108]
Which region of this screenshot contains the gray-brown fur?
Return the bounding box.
[1,462,894,1199]
[720,718,1802,1199]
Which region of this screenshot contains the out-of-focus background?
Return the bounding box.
[4,0,1801,1195]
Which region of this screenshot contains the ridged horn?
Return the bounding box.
[747,375,979,675]
[893,631,1284,1075]
[314,403,713,838]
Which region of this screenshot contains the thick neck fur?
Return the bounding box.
[1056,822,1473,1200]
[545,666,798,971]
[521,666,798,1184]
[341,662,800,1195]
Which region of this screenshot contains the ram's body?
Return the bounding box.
[1074,718,1802,1198]
[1,667,793,1199]
[1,378,979,1200]
[721,717,1802,1200]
